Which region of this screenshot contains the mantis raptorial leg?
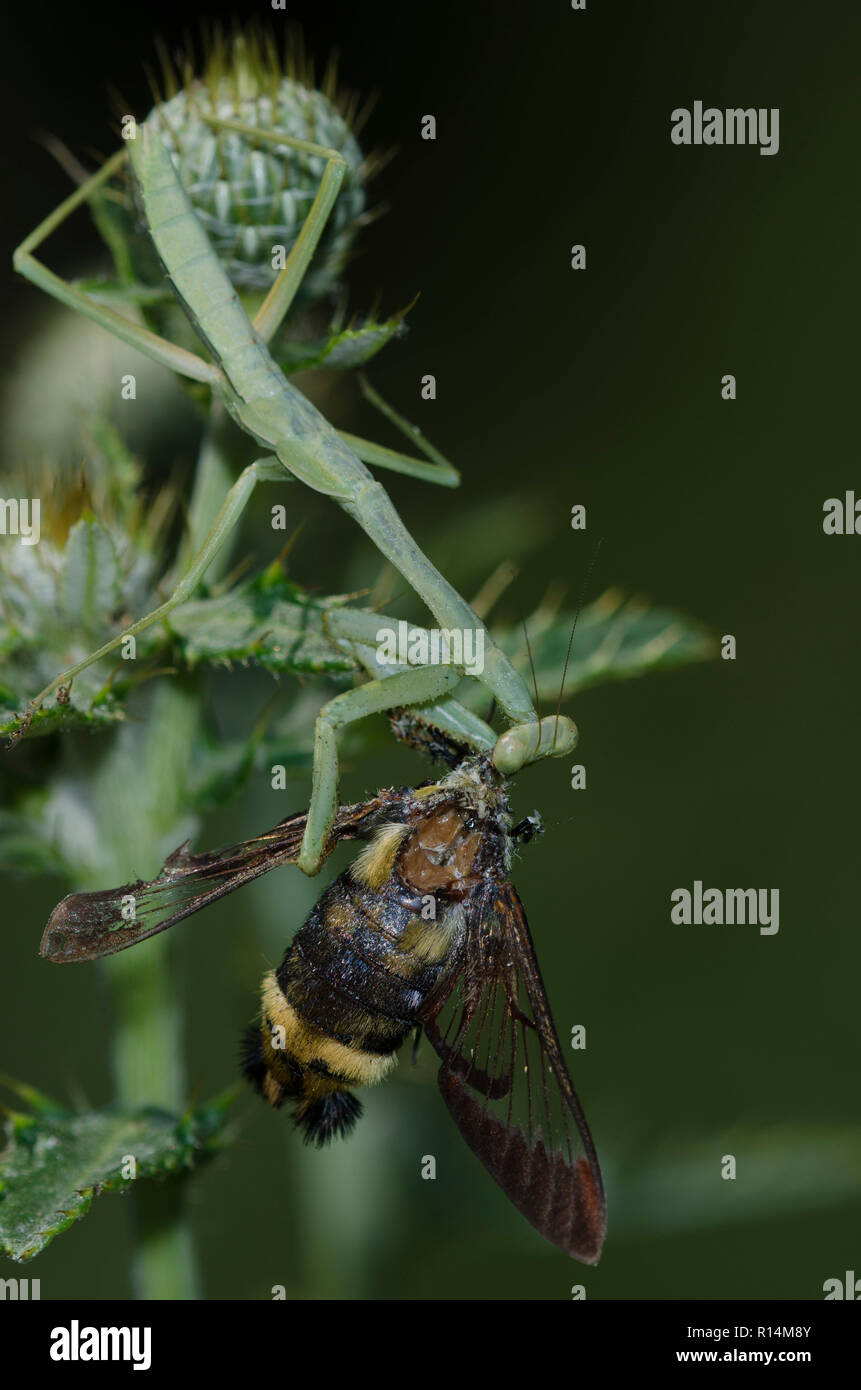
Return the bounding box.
[296,663,463,873]
[298,622,501,874]
[12,115,580,871]
[328,628,499,755]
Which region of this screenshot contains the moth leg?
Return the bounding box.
[12,148,217,385]
[298,663,462,876]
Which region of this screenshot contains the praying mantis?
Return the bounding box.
[12,100,579,874]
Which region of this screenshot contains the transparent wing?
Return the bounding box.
[41,796,390,962]
[421,880,606,1264]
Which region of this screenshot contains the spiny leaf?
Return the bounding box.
[0,697,126,741]
[495,590,717,702]
[0,1083,232,1263]
[274,308,408,373]
[58,518,120,627]
[167,565,358,675]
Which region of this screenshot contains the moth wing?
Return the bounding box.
[421,880,606,1264]
[41,795,392,962]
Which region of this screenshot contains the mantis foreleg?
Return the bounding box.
[329,624,499,755]
[299,662,462,874]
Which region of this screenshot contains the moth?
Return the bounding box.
[42,734,606,1265]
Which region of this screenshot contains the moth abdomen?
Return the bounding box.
[240,1016,367,1148]
[241,968,398,1143]
[240,843,467,1143]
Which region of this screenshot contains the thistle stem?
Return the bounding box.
[100,390,244,1300]
[106,939,198,1300]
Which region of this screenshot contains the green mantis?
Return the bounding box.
[12,101,579,873]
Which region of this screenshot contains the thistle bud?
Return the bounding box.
[144,32,367,300]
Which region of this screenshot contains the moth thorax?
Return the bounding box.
[398,807,483,899]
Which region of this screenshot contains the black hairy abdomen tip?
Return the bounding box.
[295,1091,363,1147]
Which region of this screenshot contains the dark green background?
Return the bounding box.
[2,0,859,1299]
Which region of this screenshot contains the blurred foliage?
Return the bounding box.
[611,1124,861,1234]
[0,425,356,740]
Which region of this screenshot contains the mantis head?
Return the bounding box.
[492,541,601,777]
[492,714,578,776]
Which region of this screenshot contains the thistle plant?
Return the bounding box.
[1,26,720,1297]
[91,27,393,374]
[147,30,369,297]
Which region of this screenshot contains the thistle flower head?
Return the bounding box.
[144,27,370,298]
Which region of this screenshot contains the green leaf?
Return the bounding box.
[0,1082,232,1263]
[494,590,717,702]
[59,518,120,627]
[274,308,408,373]
[167,565,358,675]
[0,698,126,741]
